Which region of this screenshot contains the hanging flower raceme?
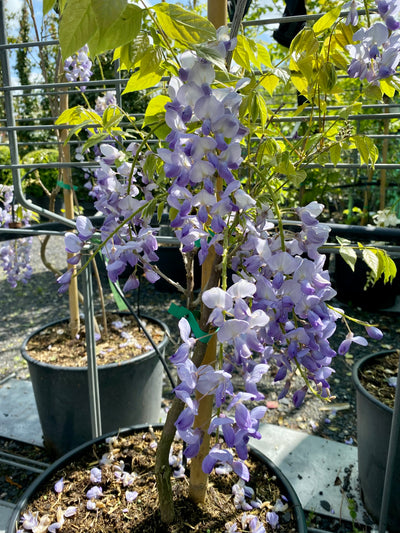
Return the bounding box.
[0,185,33,288]
[64,44,93,91]
[346,0,400,83]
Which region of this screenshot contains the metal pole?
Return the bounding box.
[81,246,102,439]
[378,350,400,533]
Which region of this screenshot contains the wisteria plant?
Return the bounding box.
[14,0,400,530]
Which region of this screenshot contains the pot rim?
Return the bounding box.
[7,424,307,533]
[352,350,399,415]
[21,313,170,371]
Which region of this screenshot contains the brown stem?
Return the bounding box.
[155,340,208,524]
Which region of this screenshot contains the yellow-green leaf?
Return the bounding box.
[256,43,273,69]
[43,0,56,15]
[59,0,96,59]
[89,2,142,57]
[290,71,308,95]
[123,69,162,94]
[259,73,280,96]
[144,95,170,127]
[380,78,396,98]
[55,106,102,126]
[152,3,215,46]
[318,61,337,92]
[329,143,341,165]
[233,35,253,71]
[313,6,341,35]
[339,245,357,271]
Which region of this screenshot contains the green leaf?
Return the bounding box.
[318,62,337,92]
[102,107,124,130]
[250,93,268,130]
[329,143,341,166]
[352,135,378,167]
[157,201,165,222]
[122,48,163,94]
[233,35,257,71]
[89,2,142,57]
[83,132,110,150]
[55,106,102,127]
[313,7,341,35]
[123,69,162,93]
[143,95,170,138]
[143,94,169,126]
[59,0,97,59]
[337,102,362,119]
[256,43,272,69]
[380,78,396,98]
[152,3,216,46]
[260,72,280,96]
[118,33,151,70]
[43,0,56,15]
[290,28,319,60]
[339,242,357,272]
[362,248,379,282]
[193,44,227,71]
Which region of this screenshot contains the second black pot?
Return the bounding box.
[353,351,400,531]
[21,314,170,457]
[7,424,307,533]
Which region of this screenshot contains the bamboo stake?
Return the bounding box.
[380,96,390,210]
[59,92,80,338]
[188,0,227,506]
[207,0,227,27]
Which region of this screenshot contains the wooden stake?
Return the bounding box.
[59,92,80,338]
[207,0,227,28]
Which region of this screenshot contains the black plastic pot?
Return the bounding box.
[7,424,307,533]
[334,255,399,311]
[353,351,400,530]
[21,315,169,457]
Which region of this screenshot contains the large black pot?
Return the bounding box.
[353,351,400,530]
[21,315,169,457]
[7,425,307,533]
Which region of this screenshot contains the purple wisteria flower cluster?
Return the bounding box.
[0,185,33,287]
[64,44,93,92]
[346,0,400,83]
[58,31,383,529]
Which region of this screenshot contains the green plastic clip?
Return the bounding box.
[56,180,78,191]
[168,302,213,344]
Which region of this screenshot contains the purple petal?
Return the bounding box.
[232,460,249,481]
[54,478,64,494]
[217,319,248,342]
[65,233,83,254]
[125,490,138,502]
[76,215,94,240]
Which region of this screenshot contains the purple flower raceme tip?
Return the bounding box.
[365,325,383,340]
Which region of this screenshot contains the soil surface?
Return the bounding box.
[358,350,399,410]
[25,313,166,367]
[1,235,400,532]
[14,429,300,533]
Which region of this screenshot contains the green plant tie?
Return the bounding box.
[56,180,78,191]
[168,302,213,344]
